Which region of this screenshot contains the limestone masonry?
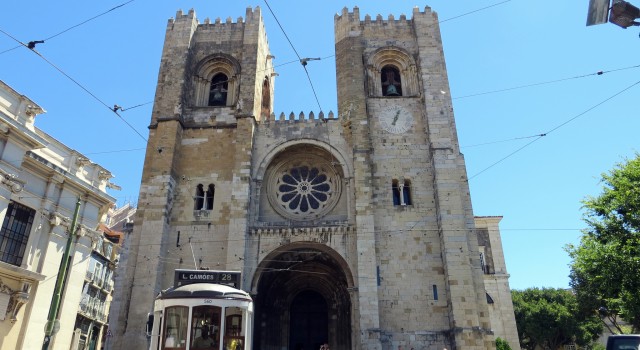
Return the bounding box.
[112,6,519,350]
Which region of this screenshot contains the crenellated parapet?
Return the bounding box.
[334,6,439,42]
[260,110,337,124]
[169,7,264,32]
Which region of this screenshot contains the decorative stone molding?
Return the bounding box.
[24,105,43,117]
[193,53,241,107]
[365,46,420,97]
[0,168,24,193]
[0,279,11,294]
[0,278,33,323]
[0,122,9,134]
[249,225,353,244]
[265,154,342,221]
[49,212,71,229]
[76,157,92,167]
[107,182,122,190]
[78,224,103,249]
[98,170,113,181]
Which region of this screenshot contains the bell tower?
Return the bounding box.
[112,5,519,350]
[335,6,494,349]
[112,7,274,350]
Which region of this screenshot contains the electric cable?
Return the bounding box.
[263,0,323,111]
[0,28,148,142]
[121,226,584,249]
[84,148,146,155]
[468,78,640,180]
[438,0,512,24]
[0,0,136,55]
[462,134,546,149]
[453,64,640,100]
[112,101,153,112]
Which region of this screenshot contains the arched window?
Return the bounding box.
[209,73,229,106]
[205,184,215,210]
[381,65,402,97]
[194,54,240,107]
[195,184,205,210]
[392,179,411,206]
[402,179,412,205]
[194,184,215,210]
[261,78,271,120]
[366,47,418,97]
[392,179,401,206]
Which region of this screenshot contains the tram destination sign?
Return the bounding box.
[174,269,241,288]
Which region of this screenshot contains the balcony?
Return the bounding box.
[78,297,108,323]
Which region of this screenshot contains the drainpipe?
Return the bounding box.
[42,197,82,350]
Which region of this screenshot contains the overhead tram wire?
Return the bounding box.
[453,64,640,100]
[468,78,640,180]
[112,100,153,112]
[263,0,323,112]
[462,133,546,149]
[84,147,146,155]
[438,0,512,24]
[0,28,148,143]
[261,0,513,112]
[0,0,136,55]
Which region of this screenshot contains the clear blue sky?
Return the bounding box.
[1,1,639,290]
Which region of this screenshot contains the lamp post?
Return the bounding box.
[610,0,640,28]
[587,0,640,28]
[42,197,82,350]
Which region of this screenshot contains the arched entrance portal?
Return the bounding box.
[253,245,352,350]
[290,291,328,350]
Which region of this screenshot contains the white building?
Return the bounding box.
[0,80,117,350]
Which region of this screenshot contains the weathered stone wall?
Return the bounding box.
[115,5,520,350]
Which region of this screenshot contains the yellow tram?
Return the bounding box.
[147,270,253,350]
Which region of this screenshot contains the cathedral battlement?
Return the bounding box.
[169,6,262,26]
[170,8,196,23]
[334,5,436,23]
[262,110,337,124]
[116,5,519,350]
[334,6,439,41]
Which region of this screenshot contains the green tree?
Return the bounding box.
[495,337,512,350]
[512,288,602,350]
[567,155,640,333]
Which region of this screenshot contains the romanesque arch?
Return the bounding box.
[250,242,354,350]
[366,46,420,97]
[192,53,241,107]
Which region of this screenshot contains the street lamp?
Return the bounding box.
[610,0,640,28]
[587,0,640,28]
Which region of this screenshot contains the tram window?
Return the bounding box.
[226,315,242,336]
[224,307,244,350]
[190,306,221,349]
[163,306,188,350]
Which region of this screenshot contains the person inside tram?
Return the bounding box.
[192,327,215,349]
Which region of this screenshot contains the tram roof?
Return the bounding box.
[158,283,252,301]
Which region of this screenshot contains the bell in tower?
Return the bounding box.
[209,73,228,106]
[381,66,402,96]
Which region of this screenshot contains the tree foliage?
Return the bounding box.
[567,155,640,332]
[512,288,602,350]
[495,337,512,350]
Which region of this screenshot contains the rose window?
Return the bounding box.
[266,156,341,221]
[276,166,332,216]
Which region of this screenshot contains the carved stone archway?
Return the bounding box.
[252,244,352,350]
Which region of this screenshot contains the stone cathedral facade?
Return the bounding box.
[112,6,519,350]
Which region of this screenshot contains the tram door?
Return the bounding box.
[289,291,328,350]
